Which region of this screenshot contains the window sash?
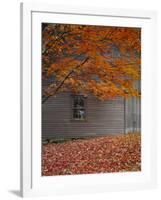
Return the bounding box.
[73,108,86,120]
[72,95,86,120]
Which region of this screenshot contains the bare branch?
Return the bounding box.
[42,57,90,103]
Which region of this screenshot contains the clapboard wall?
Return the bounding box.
[124,80,141,133]
[42,93,125,139]
[125,97,141,133]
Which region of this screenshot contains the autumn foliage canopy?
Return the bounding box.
[42,23,141,103]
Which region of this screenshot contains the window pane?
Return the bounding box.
[73,109,80,119]
[73,96,84,108]
[73,109,85,119]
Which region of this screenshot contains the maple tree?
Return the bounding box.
[42,23,141,103]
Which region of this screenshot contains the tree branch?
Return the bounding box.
[42,57,89,104]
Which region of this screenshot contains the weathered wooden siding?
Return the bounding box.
[42,93,125,139]
[125,81,141,133]
[125,97,141,133]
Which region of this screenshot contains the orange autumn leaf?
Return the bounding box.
[42,24,141,103]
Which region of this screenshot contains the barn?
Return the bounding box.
[42,83,141,140]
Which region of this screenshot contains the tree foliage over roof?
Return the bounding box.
[42,23,141,103]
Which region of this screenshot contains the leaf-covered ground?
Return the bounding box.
[42,133,141,176]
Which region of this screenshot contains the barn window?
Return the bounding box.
[72,95,86,120]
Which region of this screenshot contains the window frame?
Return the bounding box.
[71,94,87,121]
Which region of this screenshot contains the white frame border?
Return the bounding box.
[20,2,157,197]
